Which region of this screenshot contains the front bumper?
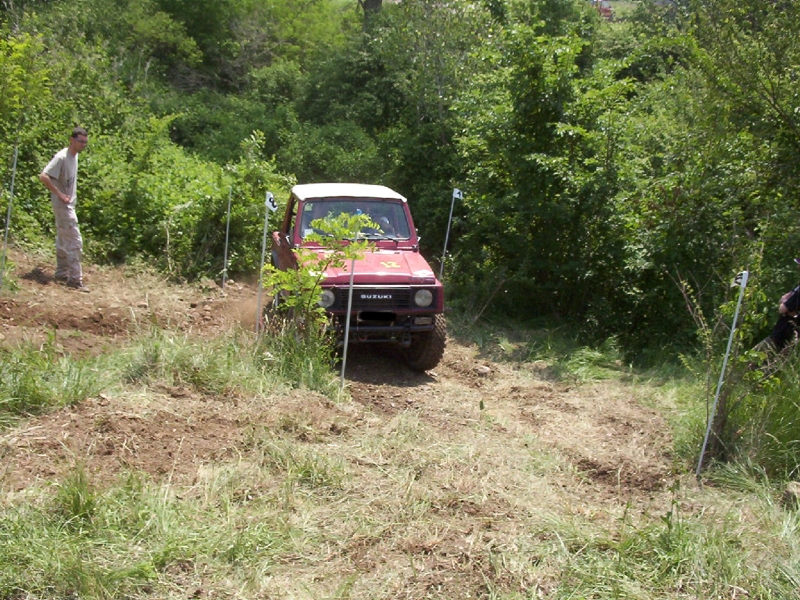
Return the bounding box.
[329,312,437,346]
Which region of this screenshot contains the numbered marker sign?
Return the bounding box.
[266,192,278,212]
[453,188,463,200]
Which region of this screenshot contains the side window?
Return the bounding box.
[300,203,315,238]
[288,207,296,241]
[299,202,332,238]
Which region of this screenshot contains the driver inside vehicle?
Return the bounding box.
[300,200,404,239]
[364,207,395,235]
[374,215,395,235]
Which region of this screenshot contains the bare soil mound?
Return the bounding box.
[1,248,258,354]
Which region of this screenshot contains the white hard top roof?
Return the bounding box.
[291,183,406,202]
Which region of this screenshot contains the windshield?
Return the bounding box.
[299,198,412,240]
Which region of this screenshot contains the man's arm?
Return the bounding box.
[39,171,70,204]
[779,288,800,316]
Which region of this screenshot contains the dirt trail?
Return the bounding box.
[0,248,672,506]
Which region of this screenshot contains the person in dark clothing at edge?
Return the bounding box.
[768,259,800,352]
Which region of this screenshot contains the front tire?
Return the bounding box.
[405,315,446,372]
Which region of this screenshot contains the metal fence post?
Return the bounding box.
[221,186,232,291]
[696,270,749,478]
[256,192,276,334]
[339,256,357,394]
[1,142,20,291]
[439,188,462,282]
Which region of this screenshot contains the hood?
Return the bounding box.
[313,248,439,286]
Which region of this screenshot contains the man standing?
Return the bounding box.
[39,126,89,292]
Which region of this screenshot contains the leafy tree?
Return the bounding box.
[155,89,287,163]
[149,1,359,162]
[4,27,153,244]
[9,0,800,363]
[153,0,237,81]
[81,123,292,278]
[149,0,357,91]
[451,10,604,321]
[690,0,800,278]
[263,210,377,339]
[362,0,493,252]
[607,0,800,348]
[0,30,48,131]
[277,120,382,184]
[0,29,51,242]
[358,0,381,15]
[213,132,296,275]
[693,0,800,153]
[116,0,202,84]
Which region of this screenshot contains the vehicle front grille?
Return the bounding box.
[335,287,412,310]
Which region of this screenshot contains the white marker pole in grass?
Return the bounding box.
[221,186,232,292]
[696,270,749,478]
[339,256,357,394]
[256,192,277,334]
[0,142,19,290]
[439,188,462,282]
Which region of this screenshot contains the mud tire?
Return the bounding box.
[405,315,446,372]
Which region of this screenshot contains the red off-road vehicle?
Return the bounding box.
[271,183,446,371]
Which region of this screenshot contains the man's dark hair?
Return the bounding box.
[71,126,88,139]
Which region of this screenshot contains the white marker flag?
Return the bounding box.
[266,192,278,212]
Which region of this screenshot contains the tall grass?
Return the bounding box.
[120,327,264,394]
[253,434,348,490]
[1,321,341,432]
[719,358,800,477]
[257,316,340,396]
[0,466,297,599]
[0,340,110,428]
[668,266,800,478]
[118,325,338,397]
[0,469,157,599]
[546,478,800,598]
[5,412,800,598]
[670,296,800,477]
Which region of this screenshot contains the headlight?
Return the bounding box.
[414,289,434,308]
[319,289,336,308]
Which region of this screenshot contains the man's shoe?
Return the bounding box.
[66,281,90,293]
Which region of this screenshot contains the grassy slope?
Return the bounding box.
[1,253,799,599]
